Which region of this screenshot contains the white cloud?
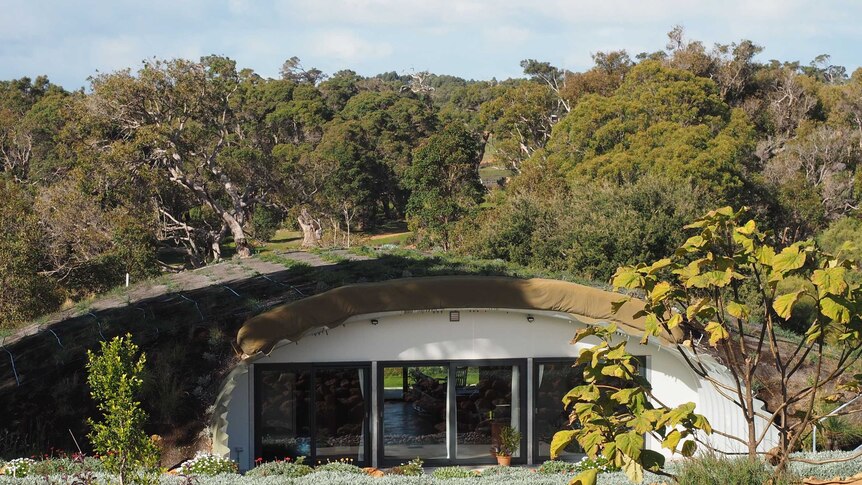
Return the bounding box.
[310,30,393,63]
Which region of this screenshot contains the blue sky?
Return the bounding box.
[1,0,860,89]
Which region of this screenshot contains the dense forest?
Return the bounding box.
[2,28,861,329]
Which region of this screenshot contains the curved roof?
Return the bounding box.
[238,276,679,355]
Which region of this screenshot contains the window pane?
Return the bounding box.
[259,369,312,461]
[314,367,368,464]
[455,365,520,461]
[382,366,448,460]
[536,362,583,460]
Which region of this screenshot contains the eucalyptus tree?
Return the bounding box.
[87,56,290,262]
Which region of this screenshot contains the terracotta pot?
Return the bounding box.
[496,455,512,467]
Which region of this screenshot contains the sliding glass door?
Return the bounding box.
[255,363,371,466]
[378,360,526,467]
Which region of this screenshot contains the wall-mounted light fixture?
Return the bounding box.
[371,319,379,325]
[527,315,535,323]
[449,311,460,322]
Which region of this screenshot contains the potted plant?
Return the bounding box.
[493,426,521,466]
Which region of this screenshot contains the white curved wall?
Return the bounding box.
[217,308,776,470]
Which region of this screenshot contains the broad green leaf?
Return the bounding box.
[613,267,643,290]
[773,290,804,320]
[622,454,644,484]
[662,429,681,452]
[640,449,666,471]
[772,246,806,274]
[550,430,578,460]
[727,301,750,320]
[705,321,729,346]
[647,258,673,274]
[681,439,697,457]
[615,431,643,461]
[580,429,605,455]
[570,468,598,485]
[629,414,653,434]
[673,260,702,280]
[643,314,660,339]
[805,322,823,344]
[682,235,707,249]
[812,267,847,298]
[736,219,757,235]
[687,269,733,289]
[821,295,852,324]
[610,387,641,405]
[757,246,775,265]
[733,232,754,253]
[666,313,683,329]
[650,281,673,302]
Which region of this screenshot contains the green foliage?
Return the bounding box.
[611,206,862,471]
[406,123,485,250]
[0,179,62,328]
[178,453,238,476]
[246,457,312,478]
[674,455,796,485]
[2,459,35,477]
[29,457,104,475]
[312,461,364,474]
[536,460,579,474]
[388,458,423,476]
[544,61,756,198]
[495,426,521,457]
[431,466,475,479]
[86,335,159,485]
[250,207,280,243]
[550,324,710,483]
[537,457,619,475]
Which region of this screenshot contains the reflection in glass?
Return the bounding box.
[314,367,368,463]
[536,362,584,461]
[259,369,312,461]
[455,365,520,461]
[382,366,448,460]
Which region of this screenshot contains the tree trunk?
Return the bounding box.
[221,213,252,258]
[298,208,321,248]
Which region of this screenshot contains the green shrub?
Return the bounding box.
[674,455,796,485]
[2,459,36,477]
[388,458,423,476]
[790,451,862,480]
[178,453,238,476]
[246,457,313,478]
[480,465,521,477]
[431,466,474,479]
[537,460,578,474]
[87,335,160,485]
[313,460,364,474]
[30,457,104,475]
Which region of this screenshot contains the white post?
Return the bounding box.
[125,273,130,287]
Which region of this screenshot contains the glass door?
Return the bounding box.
[378,360,526,466]
[380,365,448,462]
[454,364,522,463]
[255,364,371,466]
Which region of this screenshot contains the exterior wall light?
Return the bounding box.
[371,319,379,325]
[527,315,535,323]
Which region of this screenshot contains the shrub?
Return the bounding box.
[178,452,238,476]
[313,460,364,474]
[388,458,423,476]
[431,466,474,479]
[480,465,521,477]
[246,457,313,478]
[537,460,578,474]
[30,456,104,475]
[87,335,160,485]
[790,451,862,480]
[2,459,36,477]
[674,455,797,485]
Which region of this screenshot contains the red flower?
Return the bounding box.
[255,457,263,464]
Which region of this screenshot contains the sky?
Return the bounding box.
[1,0,861,90]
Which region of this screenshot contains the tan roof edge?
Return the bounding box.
[237,276,680,356]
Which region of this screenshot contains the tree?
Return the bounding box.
[0,178,61,328]
[87,335,160,485]
[406,124,484,250]
[551,324,712,484]
[88,56,283,261]
[611,207,862,471]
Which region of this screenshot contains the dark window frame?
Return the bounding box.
[254,362,372,467]
[377,358,528,467]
